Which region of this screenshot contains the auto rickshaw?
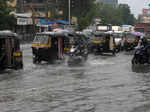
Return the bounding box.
[0,31,23,70]
[113,31,124,52]
[92,32,116,55]
[102,32,116,55]
[91,32,105,53]
[124,33,139,51]
[32,32,69,63]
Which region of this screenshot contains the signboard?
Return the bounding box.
[97,26,108,31]
[7,0,17,7]
[142,16,150,23]
[17,18,33,25]
[142,9,150,14]
[112,26,121,31]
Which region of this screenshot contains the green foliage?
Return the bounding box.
[78,17,89,30]
[57,1,136,30]
[95,3,136,25]
[0,0,16,30]
[75,0,96,30]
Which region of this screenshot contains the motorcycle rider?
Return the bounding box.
[140,36,150,63]
[74,38,85,56]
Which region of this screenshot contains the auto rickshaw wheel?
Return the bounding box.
[33,57,38,64]
[116,46,121,53]
[19,63,23,69]
[14,63,23,70]
[112,50,116,56]
[0,66,5,70]
[37,59,42,63]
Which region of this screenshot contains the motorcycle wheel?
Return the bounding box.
[132,57,138,65]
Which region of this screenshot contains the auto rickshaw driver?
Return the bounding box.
[105,34,110,50]
[0,42,6,66]
[102,33,116,55]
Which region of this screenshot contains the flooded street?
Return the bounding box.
[0,45,150,112]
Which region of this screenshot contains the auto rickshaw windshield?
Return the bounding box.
[113,33,122,38]
[94,35,104,40]
[33,35,49,44]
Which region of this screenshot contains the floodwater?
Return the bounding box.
[0,45,150,112]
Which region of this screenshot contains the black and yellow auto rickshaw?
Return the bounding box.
[124,33,139,51]
[102,32,116,55]
[32,32,69,63]
[92,32,116,55]
[91,32,105,53]
[0,31,23,70]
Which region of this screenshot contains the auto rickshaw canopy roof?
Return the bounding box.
[36,31,73,38]
[0,30,18,38]
[94,31,105,36]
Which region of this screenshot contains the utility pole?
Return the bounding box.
[69,0,71,25]
[45,0,49,21]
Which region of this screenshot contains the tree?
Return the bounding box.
[118,4,136,25]
[78,17,89,30]
[77,0,96,30]
[0,0,16,30]
[95,3,136,26]
[56,0,96,30]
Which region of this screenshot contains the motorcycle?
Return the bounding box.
[132,45,150,65]
[67,45,88,66]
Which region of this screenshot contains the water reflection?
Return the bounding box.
[69,68,86,79]
[130,69,150,112]
[132,64,150,73]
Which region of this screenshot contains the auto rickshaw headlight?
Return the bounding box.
[14,52,22,57]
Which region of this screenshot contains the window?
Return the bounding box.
[146,28,150,33]
[135,28,145,33]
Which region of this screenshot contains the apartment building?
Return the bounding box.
[97,0,118,7]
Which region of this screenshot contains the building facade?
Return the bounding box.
[97,0,118,7]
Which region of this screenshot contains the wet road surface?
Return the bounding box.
[0,45,150,112]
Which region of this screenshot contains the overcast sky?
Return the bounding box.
[118,0,149,17]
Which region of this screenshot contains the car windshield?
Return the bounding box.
[33,34,49,44]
